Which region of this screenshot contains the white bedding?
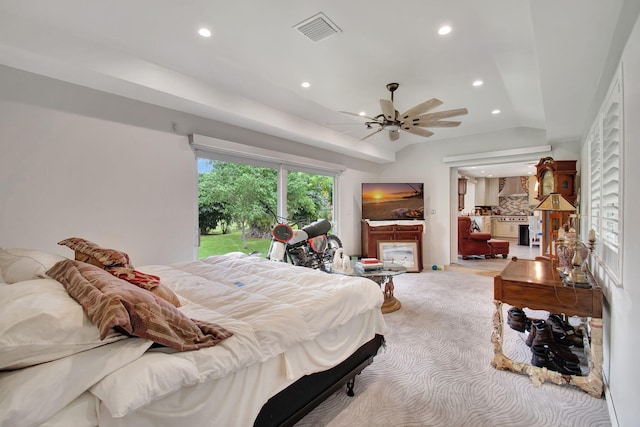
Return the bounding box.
[0,252,385,427]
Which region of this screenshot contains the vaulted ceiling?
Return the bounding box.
[0,0,636,168]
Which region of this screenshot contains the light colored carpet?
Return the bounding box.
[296,270,610,427]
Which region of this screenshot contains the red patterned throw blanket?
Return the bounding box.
[47,260,232,351]
[107,267,161,290]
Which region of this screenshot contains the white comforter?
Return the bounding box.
[1,253,385,426]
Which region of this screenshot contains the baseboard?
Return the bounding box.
[604,385,619,427]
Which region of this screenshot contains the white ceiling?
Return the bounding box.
[0,0,635,172]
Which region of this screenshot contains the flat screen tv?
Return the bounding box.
[362,183,424,221]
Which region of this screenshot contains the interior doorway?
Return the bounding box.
[450,160,541,273]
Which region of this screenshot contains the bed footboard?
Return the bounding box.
[253,334,384,427]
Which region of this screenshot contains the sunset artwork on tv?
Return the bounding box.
[361,183,425,220]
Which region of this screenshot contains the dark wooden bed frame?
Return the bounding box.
[253,334,385,426]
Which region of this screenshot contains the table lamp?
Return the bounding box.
[533,193,576,260]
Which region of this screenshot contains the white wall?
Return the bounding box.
[0,100,197,265]
[0,66,380,265]
[335,168,378,256]
[583,14,640,426]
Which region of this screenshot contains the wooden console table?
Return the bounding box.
[492,258,604,397]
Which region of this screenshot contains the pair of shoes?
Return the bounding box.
[546,314,584,348]
[527,319,580,364]
[527,319,581,375]
[531,344,582,376]
[507,307,531,332]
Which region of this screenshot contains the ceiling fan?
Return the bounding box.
[341,83,469,141]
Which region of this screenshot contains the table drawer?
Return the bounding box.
[395,225,422,232]
[368,225,395,233]
[496,280,599,318]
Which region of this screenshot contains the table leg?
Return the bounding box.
[569,318,604,397]
[369,276,401,313]
[381,276,401,313]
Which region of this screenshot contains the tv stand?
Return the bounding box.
[361,220,423,271]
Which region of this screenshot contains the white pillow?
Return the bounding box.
[0,248,67,284]
[0,279,127,370]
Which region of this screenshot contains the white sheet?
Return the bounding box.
[0,339,152,427]
[40,392,97,427]
[97,309,384,427]
[1,252,385,427]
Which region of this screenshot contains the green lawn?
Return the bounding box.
[198,231,272,259]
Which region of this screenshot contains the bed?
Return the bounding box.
[0,245,386,427]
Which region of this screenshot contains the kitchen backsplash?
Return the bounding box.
[498,195,531,215]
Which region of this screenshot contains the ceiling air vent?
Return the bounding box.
[293,12,342,42]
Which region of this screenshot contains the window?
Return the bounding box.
[192,135,343,258]
[589,68,623,285]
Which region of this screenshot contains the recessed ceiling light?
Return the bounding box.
[438,25,452,35]
[359,111,366,116]
[198,28,211,37]
[301,81,311,88]
[473,80,483,87]
[492,109,501,115]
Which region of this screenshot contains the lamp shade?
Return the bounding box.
[534,193,575,212]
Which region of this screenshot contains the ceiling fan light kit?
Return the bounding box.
[343,82,468,142]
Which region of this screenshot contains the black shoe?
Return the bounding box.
[547,314,584,348]
[530,320,580,364]
[507,307,531,332]
[531,344,582,376]
[525,319,542,347]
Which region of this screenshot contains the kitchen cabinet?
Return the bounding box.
[486,178,500,206]
[361,221,423,271]
[475,178,487,206]
[527,176,538,205]
[474,177,499,206]
[492,221,519,238]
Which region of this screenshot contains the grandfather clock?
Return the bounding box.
[535,157,577,204]
[535,157,578,257]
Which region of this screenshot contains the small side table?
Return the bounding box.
[357,266,406,313]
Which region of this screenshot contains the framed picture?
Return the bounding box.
[377,240,419,272]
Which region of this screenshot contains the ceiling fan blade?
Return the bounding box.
[411,108,469,122]
[380,99,396,121]
[404,120,463,128]
[389,130,400,141]
[360,127,384,141]
[402,127,434,138]
[339,111,379,121]
[399,98,443,120]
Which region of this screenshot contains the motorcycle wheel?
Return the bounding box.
[321,234,343,271]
